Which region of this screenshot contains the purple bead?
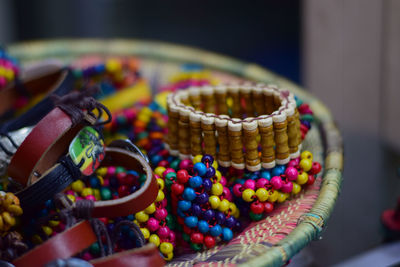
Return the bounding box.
[130,185,138,193]
[225,216,236,228]
[301,120,311,129]
[195,192,209,205]
[215,212,226,225]
[201,154,214,165]
[191,204,202,217]
[203,179,213,191]
[234,221,242,231]
[109,177,119,188]
[205,167,216,178]
[202,209,215,221]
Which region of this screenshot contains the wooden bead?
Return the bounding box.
[263,87,275,115]
[215,115,231,167]
[178,108,191,158]
[240,85,254,117]
[201,114,217,158]
[189,87,202,110]
[258,116,275,169]
[243,118,261,171]
[189,112,203,157]
[273,113,290,164]
[253,86,265,116]
[201,86,216,113]
[167,104,180,155]
[273,91,281,111]
[286,105,300,158]
[228,84,241,118]
[179,91,190,106]
[228,119,245,169]
[215,85,228,115]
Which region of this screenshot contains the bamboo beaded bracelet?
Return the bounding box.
[166,83,302,171]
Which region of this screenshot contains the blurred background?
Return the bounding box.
[1,0,400,266]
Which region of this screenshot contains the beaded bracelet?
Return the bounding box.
[166,83,302,171]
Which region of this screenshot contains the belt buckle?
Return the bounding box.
[108,139,149,163]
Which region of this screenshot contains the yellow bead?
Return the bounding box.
[233,208,240,218]
[138,114,151,123]
[2,211,15,226]
[81,188,94,197]
[42,225,53,236]
[209,196,220,209]
[157,179,165,190]
[299,159,312,172]
[96,167,107,177]
[193,155,203,164]
[256,188,269,202]
[93,189,101,200]
[228,202,237,215]
[159,242,173,254]
[66,194,76,203]
[292,182,301,195]
[7,205,23,216]
[215,171,222,182]
[106,58,122,73]
[140,107,153,116]
[140,228,150,239]
[149,234,160,247]
[218,199,230,212]
[71,180,85,193]
[144,203,156,214]
[48,220,60,227]
[296,172,309,185]
[133,220,139,226]
[32,234,43,244]
[164,252,173,261]
[154,167,166,177]
[242,189,255,202]
[135,211,149,223]
[268,190,279,202]
[212,161,218,169]
[156,190,165,202]
[300,151,313,161]
[211,183,223,196]
[97,175,104,185]
[0,216,4,230]
[277,192,288,203]
[4,69,14,81]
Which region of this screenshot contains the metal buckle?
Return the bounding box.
[108,139,149,163]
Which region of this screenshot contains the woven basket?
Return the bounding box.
[8,39,343,267]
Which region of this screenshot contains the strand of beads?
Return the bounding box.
[162,155,241,251]
[0,49,19,90]
[0,192,23,233]
[233,151,322,221]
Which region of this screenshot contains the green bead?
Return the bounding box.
[137,132,148,140]
[170,159,181,171]
[190,242,202,251]
[296,98,303,107]
[249,211,264,221]
[0,184,3,191]
[100,187,112,200]
[115,166,126,174]
[89,242,100,256]
[301,114,314,122]
[165,214,176,229]
[182,233,190,242]
[73,69,83,79]
[139,173,147,183]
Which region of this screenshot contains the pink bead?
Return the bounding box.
[65,190,75,195]
[179,159,193,171]
[82,252,93,261]
[76,196,84,201]
[123,108,137,121]
[157,226,170,239]
[147,218,160,232]
[160,198,168,208]
[220,176,227,186]
[0,77,6,88]
[285,167,298,181]
[281,181,293,193]
[103,178,110,187]
[85,195,96,201]
[270,176,283,190]
[243,179,256,190]
[222,187,233,202]
[107,166,116,176]
[163,168,175,177]
[233,184,243,197]
[256,178,269,189]
[169,231,176,242]
[155,208,168,220]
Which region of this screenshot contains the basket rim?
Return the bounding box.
[8,38,344,267]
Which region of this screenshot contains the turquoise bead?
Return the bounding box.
[100,187,112,200]
[185,216,198,228]
[193,162,207,176]
[222,228,233,241]
[198,220,209,233]
[209,224,222,237]
[183,188,197,201]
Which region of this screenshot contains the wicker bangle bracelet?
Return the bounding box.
[166,83,302,171]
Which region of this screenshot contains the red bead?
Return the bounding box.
[177,170,190,184]
[307,174,316,185]
[118,185,130,197]
[204,236,216,248]
[190,232,204,244]
[123,174,136,186]
[309,162,322,175]
[159,149,170,157]
[158,160,170,168]
[171,183,184,195]
[98,217,108,225]
[183,225,192,234]
[264,202,274,213]
[177,217,185,225]
[250,201,264,214]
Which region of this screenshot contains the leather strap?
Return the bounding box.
[91,244,165,267]
[12,221,96,267]
[8,107,84,186]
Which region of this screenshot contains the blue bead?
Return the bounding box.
[183,188,197,201]
[198,220,210,233]
[222,228,233,241]
[203,178,213,191]
[271,165,286,177]
[127,170,139,177]
[202,209,215,221]
[193,162,207,176]
[94,64,106,73]
[205,167,216,178]
[39,209,48,217]
[177,209,186,218]
[236,179,245,185]
[126,214,134,221]
[189,176,203,188]
[89,176,101,188]
[225,216,236,228]
[249,173,259,180]
[201,154,214,165]
[191,204,202,217]
[45,199,54,209]
[185,216,198,228]
[178,200,192,211]
[260,170,272,180]
[209,224,222,237]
